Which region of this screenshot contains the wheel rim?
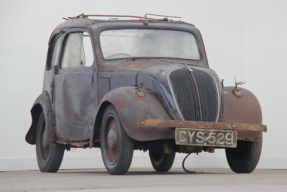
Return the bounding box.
[39,119,50,161]
[103,115,120,164]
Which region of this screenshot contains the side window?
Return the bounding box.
[47,36,61,70]
[61,32,94,69]
[83,32,94,67]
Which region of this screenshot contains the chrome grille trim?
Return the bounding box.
[168,67,220,122]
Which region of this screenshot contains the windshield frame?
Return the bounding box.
[91,21,209,67]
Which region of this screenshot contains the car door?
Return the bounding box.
[53,28,98,141]
[43,33,62,104]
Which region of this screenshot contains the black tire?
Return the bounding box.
[225,139,262,173]
[100,105,134,175]
[36,111,64,172]
[149,150,175,172]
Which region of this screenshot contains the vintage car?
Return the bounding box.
[25,13,267,175]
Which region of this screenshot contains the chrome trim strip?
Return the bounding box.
[167,68,185,121]
[189,71,202,121]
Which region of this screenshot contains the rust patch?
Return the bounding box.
[222,87,262,124]
[120,74,124,79]
[75,117,83,121]
[137,119,267,132]
[135,88,145,97]
[57,140,90,147]
[156,68,165,78]
[91,87,173,143]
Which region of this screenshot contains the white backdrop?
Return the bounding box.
[1,0,286,171]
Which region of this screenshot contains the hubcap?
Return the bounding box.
[108,129,117,151]
[104,116,120,164]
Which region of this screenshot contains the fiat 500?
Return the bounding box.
[25,14,267,175]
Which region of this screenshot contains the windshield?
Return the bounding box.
[100,29,200,60]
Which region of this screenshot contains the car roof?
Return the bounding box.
[48,14,208,67]
[49,15,198,45]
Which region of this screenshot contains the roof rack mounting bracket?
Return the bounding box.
[144,13,181,25]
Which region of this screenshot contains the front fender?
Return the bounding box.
[221,86,263,140]
[25,92,56,145]
[92,87,173,143]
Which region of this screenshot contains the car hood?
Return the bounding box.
[100,59,221,121]
[137,64,222,120]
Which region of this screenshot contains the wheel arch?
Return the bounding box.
[90,86,173,146]
[91,100,112,144]
[25,92,56,145]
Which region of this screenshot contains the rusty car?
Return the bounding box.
[25,13,267,175]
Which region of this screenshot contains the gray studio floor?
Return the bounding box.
[1,168,286,192]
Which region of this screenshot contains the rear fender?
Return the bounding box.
[25,92,56,144]
[91,87,173,144]
[222,86,263,140]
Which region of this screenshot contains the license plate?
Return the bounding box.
[175,128,237,148]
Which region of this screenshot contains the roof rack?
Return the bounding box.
[63,13,182,24]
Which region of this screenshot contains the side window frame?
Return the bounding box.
[46,34,62,70]
[82,29,96,68]
[59,28,95,70]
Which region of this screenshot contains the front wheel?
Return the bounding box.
[149,150,175,172]
[225,139,262,173]
[36,112,64,172]
[100,105,134,175]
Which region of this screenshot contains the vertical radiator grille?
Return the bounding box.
[169,68,218,121]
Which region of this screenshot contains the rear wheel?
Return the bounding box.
[100,105,134,175]
[225,139,262,173]
[149,150,175,172]
[36,112,64,172]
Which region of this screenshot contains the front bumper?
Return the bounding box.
[137,119,267,141]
